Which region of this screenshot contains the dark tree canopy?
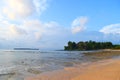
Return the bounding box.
[64,40,120,51]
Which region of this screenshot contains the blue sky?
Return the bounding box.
[0,0,120,50]
[41,0,120,30]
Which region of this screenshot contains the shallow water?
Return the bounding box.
[0,50,119,80]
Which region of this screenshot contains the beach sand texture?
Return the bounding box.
[25,59,120,80]
[25,50,120,80]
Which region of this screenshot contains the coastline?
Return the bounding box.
[25,50,120,80]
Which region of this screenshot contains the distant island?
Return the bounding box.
[14,48,39,50]
[64,40,120,51]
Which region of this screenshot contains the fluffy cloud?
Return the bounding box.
[22,20,64,40]
[100,23,120,34]
[0,19,64,40]
[33,0,47,14]
[0,0,70,49]
[0,16,89,49]
[0,0,99,50]
[9,25,27,36]
[0,22,27,40]
[71,16,88,34]
[2,0,47,20]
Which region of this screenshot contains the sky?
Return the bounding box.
[0,0,120,50]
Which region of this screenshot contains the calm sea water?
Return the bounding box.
[0,50,119,80]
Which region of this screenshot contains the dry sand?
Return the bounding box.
[25,59,120,80]
[25,50,120,80]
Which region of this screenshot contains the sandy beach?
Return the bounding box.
[25,50,120,80]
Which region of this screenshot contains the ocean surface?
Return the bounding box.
[0,50,119,80]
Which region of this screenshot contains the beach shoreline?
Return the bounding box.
[25,50,120,80]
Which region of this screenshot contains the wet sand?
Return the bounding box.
[25,50,120,80]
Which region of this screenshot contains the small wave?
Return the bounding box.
[0,66,17,75]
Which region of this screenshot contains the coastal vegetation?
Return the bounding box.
[64,40,120,51]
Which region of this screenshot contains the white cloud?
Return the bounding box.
[100,23,120,34]
[22,20,64,40]
[0,15,88,49]
[33,0,47,14]
[1,0,48,20]
[0,22,27,41]
[0,0,108,50]
[0,18,64,42]
[0,0,69,49]
[71,16,88,34]
[34,32,42,40]
[9,25,27,36]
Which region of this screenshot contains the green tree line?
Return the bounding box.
[64,40,120,51]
